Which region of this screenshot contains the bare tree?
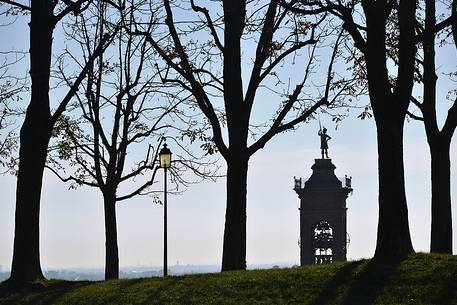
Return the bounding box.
[124,0,355,271]
[0,0,116,285]
[46,6,217,279]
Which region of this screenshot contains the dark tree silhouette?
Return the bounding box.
[125,0,354,271]
[45,5,218,279]
[47,12,214,278]
[408,0,457,254]
[0,0,115,284]
[49,9,145,280]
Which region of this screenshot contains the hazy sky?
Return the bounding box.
[1,2,457,271]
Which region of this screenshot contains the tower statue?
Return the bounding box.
[318,127,331,159]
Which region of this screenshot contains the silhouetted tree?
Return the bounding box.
[125,0,355,270]
[0,0,116,284]
[284,0,420,260]
[47,7,217,279]
[408,0,457,254]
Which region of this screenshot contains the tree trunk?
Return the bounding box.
[430,139,452,253]
[221,156,248,271]
[374,117,414,259]
[220,0,249,272]
[103,191,119,280]
[8,0,54,284]
[8,114,51,284]
[422,0,453,255]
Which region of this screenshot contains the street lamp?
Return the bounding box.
[159,142,172,277]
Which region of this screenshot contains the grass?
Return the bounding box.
[1,253,457,305]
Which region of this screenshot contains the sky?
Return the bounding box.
[2,112,456,270]
[0,1,457,272]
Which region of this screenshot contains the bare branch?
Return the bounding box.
[248,30,342,155]
[45,165,99,187]
[54,0,93,24]
[116,165,160,201]
[244,0,279,108]
[0,0,30,11]
[51,29,118,124]
[442,96,457,138]
[410,96,423,110]
[406,110,424,121]
[127,11,229,158]
[190,0,224,52]
[281,0,367,53]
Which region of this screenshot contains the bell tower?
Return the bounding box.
[294,158,352,265]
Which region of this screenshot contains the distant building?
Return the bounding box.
[294,158,352,265]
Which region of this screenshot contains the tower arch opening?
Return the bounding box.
[313,220,333,264]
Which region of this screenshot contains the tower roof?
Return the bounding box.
[304,159,342,188]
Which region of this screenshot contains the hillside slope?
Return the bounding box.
[1,253,457,305]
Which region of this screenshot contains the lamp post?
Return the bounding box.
[159,142,172,277]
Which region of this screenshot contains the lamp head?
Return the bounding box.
[159,143,172,168]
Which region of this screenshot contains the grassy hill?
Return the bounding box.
[1,253,457,305]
